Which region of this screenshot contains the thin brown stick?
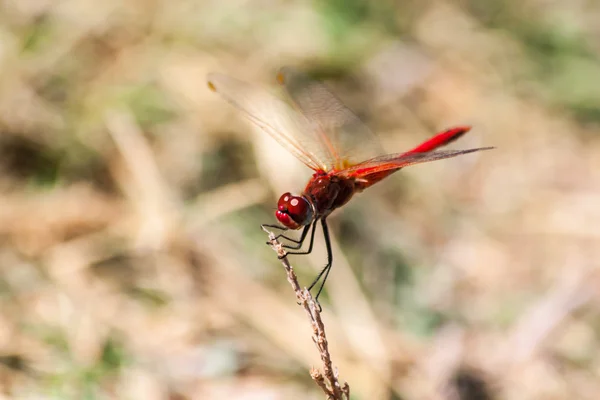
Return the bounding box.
[262,226,350,400]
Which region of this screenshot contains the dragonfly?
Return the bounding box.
[207,67,493,303]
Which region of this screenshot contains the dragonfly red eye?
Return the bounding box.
[275,192,313,229]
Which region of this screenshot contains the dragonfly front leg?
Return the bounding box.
[280,220,319,259]
[261,223,288,237]
[279,223,312,250]
[261,223,310,246]
[261,223,294,244]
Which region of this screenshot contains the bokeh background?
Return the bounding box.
[1,0,600,399]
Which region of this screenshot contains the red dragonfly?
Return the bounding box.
[207,67,492,302]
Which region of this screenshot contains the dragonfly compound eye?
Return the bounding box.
[275,193,313,229]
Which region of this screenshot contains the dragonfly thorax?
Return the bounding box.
[275,192,314,229]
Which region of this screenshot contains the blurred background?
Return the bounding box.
[1,0,600,398]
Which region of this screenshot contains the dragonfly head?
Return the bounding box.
[275,193,314,229]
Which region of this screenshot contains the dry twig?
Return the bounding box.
[263,226,350,400]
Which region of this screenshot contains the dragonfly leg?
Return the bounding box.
[261,223,288,231]
[262,222,310,244]
[280,223,311,249]
[279,220,318,259]
[261,223,291,244]
[307,218,333,309]
[262,223,288,240]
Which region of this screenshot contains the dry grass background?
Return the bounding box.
[1,0,600,399]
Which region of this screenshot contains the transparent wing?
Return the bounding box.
[336,147,494,189]
[277,66,382,171]
[207,72,332,171]
[337,126,489,187]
